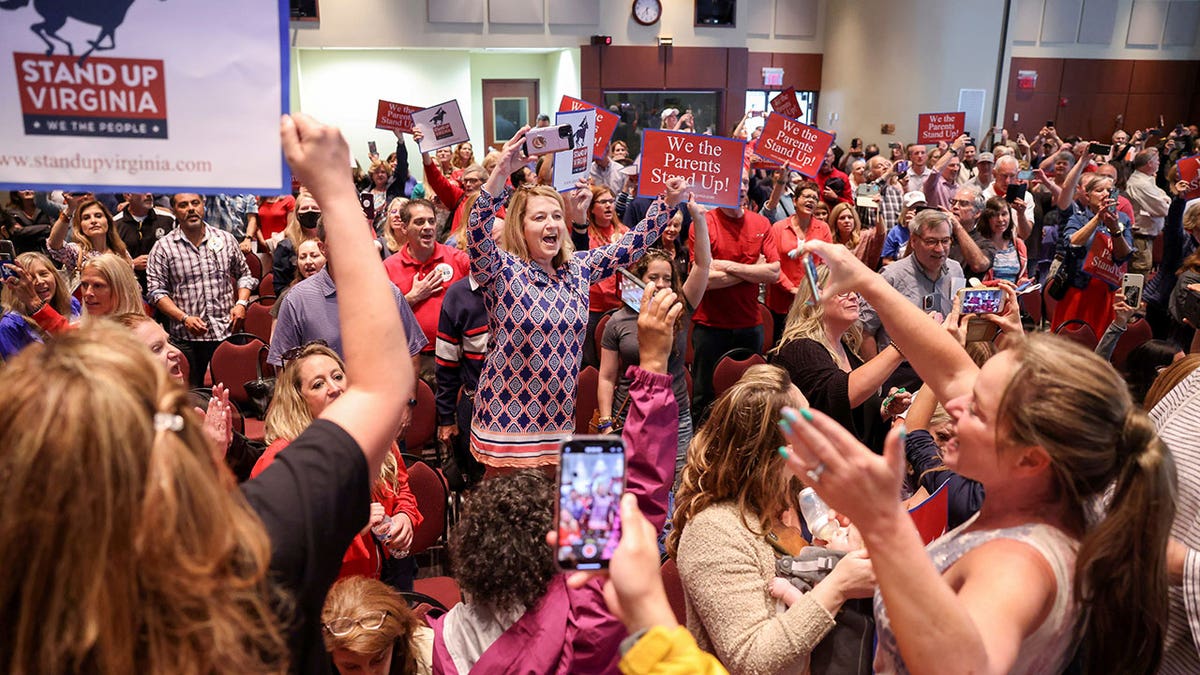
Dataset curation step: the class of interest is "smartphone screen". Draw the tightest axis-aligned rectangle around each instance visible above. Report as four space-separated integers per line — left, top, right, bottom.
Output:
960 287 1004 314
1005 182 1024 203
1017 169 1033 181
0 240 15 279
1108 186 1119 215
1088 142 1112 156
556 436 626 570
802 253 821 304
368 140 378 156
618 268 645 312
894 160 909 175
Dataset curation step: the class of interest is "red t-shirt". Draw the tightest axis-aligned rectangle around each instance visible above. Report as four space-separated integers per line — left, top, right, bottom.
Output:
588 223 629 313
765 217 833 314
690 208 777 329
257 195 295 239
383 243 471 351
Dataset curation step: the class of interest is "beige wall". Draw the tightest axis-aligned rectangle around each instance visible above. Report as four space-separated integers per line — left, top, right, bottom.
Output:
819 0 1006 146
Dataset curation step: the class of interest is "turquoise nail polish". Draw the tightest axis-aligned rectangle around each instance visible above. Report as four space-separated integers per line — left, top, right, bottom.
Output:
782 408 799 423
799 408 814 423
777 446 790 459
778 419 792 433
898 424 908 442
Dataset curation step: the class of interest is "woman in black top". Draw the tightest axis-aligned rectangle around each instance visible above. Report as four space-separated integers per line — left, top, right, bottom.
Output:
769 264 910 452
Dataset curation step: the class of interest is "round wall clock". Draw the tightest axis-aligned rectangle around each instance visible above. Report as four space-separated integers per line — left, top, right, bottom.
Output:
632 0 662 26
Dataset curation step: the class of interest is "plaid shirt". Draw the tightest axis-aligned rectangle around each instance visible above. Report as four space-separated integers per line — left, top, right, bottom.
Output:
146 225 256 341
204 194 258 239
857 178 903 230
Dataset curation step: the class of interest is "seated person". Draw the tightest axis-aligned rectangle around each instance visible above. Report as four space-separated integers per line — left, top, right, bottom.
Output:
321 575 433 675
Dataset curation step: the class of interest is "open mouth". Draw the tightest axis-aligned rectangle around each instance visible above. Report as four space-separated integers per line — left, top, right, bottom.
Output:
541 232 559 248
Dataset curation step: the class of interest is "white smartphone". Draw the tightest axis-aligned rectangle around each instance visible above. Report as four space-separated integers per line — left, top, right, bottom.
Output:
1122 273 1144 309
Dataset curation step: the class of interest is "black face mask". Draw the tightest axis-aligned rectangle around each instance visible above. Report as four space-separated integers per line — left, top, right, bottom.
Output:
298 211 320 231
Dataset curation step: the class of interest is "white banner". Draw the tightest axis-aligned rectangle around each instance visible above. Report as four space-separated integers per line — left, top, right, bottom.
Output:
412 100 469 154
0 0 289 194
552 108 596 192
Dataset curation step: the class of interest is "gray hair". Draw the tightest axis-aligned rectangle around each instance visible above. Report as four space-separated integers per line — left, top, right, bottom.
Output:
956 185 984 213
909 208 950 237
995 155 1019 172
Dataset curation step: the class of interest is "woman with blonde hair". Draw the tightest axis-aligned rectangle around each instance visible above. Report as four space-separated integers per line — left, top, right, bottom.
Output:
256 341 422 584
5 252 143 338
465 126 683 472
829 201 885 267
0 251 80 359
379 196 410 260
361 159 393 234
271 192 323 293
778 238 1176 675
668 363 876 674
47 195 131 279
322 576 432 674
770 264 908 452
0 113 418 673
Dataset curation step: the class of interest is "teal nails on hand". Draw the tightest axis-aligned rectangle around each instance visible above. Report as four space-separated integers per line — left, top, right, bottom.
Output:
799 408 814 423
897 424 908 443
777 446 790 459
778 419 792 434
782 408 799 424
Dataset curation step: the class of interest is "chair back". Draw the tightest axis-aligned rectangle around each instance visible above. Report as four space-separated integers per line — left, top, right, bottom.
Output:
712 348 767 398
244 297 275 343
758 303 774 351
576 365 600 434
1110 316 1153 371
208 333 271 415
1055 318 1098 350
407 460 448 555
242 250 263 282
595 309 616 350
404 379 437 452
1019 289 1043 330
1041 284 1059 325
907 479 950 545
260 272 275 298
413 576 462 611
401 591 448 622
660 558 688 625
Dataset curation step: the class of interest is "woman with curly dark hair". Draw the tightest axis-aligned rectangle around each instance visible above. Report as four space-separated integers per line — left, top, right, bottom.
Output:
428 285 682 674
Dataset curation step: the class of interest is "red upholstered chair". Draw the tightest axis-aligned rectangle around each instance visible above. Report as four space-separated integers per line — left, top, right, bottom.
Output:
413 576 462 611
758 303 774 352
259 272 275 299
712 348 767 398
243 297 275 343
660 558 688 625
404 379 437 456
907 480 950 545
1055 319 1099 350
576 365 600 434
243 249 262 281
406 460 449 556
595 309 616 351
1019 289 1043 331
207 333 271 418
1041 285 1059 327
1110 317 1153 371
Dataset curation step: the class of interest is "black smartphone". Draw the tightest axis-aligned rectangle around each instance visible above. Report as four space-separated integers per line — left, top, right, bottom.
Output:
360 193 375 221
1088 142 1112 156
368 140 378 156
1005 182 1025 203
1046 120 1054 128
555 436 626 571
0 240 17 280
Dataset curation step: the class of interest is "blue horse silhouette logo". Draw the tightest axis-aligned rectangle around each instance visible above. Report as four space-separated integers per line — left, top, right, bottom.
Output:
0 0 163 63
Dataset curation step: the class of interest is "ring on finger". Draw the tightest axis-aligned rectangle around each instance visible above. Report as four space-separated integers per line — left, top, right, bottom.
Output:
805 462 827 483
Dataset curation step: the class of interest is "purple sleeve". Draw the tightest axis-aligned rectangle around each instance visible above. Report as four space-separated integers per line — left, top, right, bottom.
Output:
266 293 303 366
393 285 429 355
619 365 677 532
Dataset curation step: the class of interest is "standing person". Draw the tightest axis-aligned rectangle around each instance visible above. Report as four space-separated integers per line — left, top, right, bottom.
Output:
982 155 1034 239
689 170 780 419
256 193 296 249
5 189 52 254
112 192 176 290
46 196 131 280
881 192 925 266
579 185 628 368
598 197 711 479
205 194 260 251
903 143 935 194
271 193 322 294
146 193 256 386
1051 174 1134 333
0 252 80 359
765 183 832 331
465 126 682 472
978 197 1028 284
1125 148 1172 276
383 198 470 382
830 201 886 268
778 238 1175 675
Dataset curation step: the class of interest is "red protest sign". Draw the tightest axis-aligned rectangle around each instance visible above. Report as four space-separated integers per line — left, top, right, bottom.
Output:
638 130 746 208
375 100 421 134
917 111 966 145
558 96 618 159
1177 155 1200 201
769 87 802 119
753 112 834 178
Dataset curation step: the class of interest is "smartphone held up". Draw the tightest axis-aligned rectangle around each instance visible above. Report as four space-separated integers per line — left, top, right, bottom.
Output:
555 436 626 571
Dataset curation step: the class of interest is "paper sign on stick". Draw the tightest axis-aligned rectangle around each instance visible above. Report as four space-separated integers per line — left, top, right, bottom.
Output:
637 130 746 208
769 87 803 120
1176 155 1200 201
753 112 835 178
0 0 289 193
917 111 966 145
376 100 421 134
558 96 618 159
412 100 469 153
552 108 596 192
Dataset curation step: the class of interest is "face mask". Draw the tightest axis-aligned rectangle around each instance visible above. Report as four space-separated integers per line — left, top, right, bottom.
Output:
298 211 320 231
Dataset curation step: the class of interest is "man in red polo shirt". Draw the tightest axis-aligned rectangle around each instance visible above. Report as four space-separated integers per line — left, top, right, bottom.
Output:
384 199 470 383
688 170 781 419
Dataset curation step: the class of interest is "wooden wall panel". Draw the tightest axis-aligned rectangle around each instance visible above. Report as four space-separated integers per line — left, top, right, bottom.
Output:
772 53 823 92
1057 93 1127 140
599 47 664 89
1009 57 1063 94
746 52 773 89
664 47 727 90
1060 59 1132 94
725 48 748 135
1125 93 1189 131
1005 93 1061 133
1129 60 1199 95
580 45 601 93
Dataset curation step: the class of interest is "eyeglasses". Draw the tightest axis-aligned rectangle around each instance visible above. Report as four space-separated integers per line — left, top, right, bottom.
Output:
919 237 953 248
594 198 615 205
324 610 387 637
281 339 330 367
950 199 975 207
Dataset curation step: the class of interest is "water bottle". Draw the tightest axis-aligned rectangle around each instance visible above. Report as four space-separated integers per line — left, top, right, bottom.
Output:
799 487 841 542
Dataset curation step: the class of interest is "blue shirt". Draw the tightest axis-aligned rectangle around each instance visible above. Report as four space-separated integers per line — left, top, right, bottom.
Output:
0 298 81 360
267 268 426 366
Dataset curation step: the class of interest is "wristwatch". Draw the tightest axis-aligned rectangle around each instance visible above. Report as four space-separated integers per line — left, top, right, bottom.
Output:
1107 221 1125 236
236 299 250 307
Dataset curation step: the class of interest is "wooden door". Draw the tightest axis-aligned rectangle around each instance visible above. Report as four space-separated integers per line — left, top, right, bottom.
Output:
482 79 539 151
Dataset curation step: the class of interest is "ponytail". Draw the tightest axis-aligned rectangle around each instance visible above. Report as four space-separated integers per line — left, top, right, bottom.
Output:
1073 411 1176 675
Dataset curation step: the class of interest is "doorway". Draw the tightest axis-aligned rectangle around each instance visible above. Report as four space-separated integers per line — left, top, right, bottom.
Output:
482 79 539 151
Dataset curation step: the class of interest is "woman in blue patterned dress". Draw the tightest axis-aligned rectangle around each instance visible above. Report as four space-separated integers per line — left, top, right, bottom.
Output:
466 126 687 471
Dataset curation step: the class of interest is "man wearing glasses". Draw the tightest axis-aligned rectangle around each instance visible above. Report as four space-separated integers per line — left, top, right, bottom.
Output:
947 186 992 275
860 209 965 381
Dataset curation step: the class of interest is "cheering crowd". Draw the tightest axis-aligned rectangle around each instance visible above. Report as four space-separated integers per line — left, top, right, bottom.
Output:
3 105 1200 675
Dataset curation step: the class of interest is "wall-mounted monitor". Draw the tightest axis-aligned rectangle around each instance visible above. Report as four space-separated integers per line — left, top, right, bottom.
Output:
291 0 319 22
696 0 735 27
